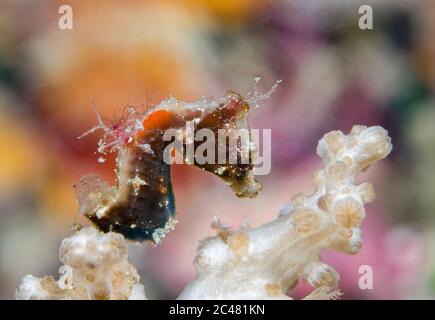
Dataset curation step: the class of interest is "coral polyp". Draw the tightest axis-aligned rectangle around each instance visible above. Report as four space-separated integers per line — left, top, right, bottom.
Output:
76 91 262 243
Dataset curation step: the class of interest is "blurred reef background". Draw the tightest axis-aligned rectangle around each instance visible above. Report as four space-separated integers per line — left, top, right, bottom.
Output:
1 0 435 299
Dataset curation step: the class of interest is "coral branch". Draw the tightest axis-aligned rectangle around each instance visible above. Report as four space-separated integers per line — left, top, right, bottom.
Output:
16 227 146 300
178 125 392 299
16 125 392 300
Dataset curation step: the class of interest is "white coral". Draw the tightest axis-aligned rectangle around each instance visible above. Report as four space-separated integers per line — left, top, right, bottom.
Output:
16 125 392 300
178 125 392 299
16 227 146 300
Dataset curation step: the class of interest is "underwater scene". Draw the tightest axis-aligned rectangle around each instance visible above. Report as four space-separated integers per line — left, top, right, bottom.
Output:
0 0 434 300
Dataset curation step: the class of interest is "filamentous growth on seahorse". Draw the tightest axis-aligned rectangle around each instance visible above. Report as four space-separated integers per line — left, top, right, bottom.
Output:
76 84 279 244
